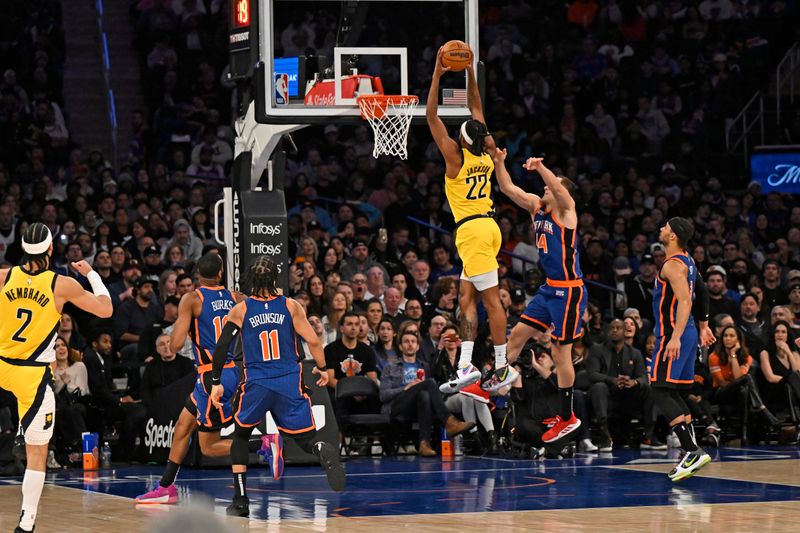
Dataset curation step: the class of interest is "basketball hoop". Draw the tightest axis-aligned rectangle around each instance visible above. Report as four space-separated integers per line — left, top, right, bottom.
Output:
356 94 419 160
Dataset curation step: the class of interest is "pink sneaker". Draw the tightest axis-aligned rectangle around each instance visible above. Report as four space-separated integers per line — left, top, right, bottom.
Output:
135 484 178 504
259 434 284 480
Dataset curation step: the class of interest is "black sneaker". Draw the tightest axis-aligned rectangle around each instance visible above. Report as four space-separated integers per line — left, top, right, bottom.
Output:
15 527 34 533
316 442 346 492
226 495 250 517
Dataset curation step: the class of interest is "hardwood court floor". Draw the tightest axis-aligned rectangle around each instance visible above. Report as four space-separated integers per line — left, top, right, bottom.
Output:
1 446 799 532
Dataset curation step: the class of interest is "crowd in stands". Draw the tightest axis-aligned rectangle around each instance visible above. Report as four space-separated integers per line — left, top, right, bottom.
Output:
1 0 800 468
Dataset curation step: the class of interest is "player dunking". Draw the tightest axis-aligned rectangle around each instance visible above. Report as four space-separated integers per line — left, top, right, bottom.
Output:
0 223 112 533
136 253 242 504
427 47 515 393
490 151 586 443
210 256 344 516
650 218 716 481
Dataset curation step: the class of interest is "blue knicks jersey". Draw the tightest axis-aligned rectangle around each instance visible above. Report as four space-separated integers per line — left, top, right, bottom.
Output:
653 253 697 337
240 295 299 380
189 286 236 365
533 209 582 281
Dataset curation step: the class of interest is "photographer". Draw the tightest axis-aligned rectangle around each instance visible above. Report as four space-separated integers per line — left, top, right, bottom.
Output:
509 344 595 454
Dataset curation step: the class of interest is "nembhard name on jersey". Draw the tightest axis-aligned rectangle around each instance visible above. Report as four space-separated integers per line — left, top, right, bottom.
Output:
248 312 286 328
211 299 234 312
4 286 50 307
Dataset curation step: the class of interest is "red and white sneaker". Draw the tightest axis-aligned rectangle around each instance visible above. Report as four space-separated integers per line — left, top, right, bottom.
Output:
135 484 178 504
542 413 582 443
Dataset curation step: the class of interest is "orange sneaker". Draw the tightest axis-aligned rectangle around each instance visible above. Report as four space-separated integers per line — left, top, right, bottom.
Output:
542 413 581 443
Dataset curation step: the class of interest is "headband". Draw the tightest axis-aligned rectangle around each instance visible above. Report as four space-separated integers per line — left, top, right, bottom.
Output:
22 228 53 255
460 121 473 146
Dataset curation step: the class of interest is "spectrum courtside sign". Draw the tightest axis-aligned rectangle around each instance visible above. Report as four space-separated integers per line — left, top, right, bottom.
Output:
751 150 800 193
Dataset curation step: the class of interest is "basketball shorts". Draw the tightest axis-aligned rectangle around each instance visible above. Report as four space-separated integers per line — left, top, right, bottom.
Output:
0 359 55 445
455 216 501 278
648 327 699 388
519 282 587 344
233 370 316 433
185 364 239 432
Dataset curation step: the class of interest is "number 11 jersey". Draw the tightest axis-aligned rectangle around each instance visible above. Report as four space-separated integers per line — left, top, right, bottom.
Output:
240 295 300 381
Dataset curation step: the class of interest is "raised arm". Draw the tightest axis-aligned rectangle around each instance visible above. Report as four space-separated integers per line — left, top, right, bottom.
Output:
288 298 329 387
466 63 497 156
662 260 692 361
426 47 462 176
492 148 540 213
57 261 113 318
523 158 575 212
170 291 198 353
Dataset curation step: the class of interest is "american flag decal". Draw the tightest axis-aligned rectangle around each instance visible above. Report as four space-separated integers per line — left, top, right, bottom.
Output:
442 88 467 105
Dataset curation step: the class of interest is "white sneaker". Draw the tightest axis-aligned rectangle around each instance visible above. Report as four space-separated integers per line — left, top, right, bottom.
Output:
481 365 520 392
47 450 61 469
578 438 598 452
438 363 482 393
668 449 712 482
666 432 681 448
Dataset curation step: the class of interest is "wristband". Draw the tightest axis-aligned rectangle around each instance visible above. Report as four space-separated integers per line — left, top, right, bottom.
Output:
316 365 328 372
87 271 110 298
211 377 221 385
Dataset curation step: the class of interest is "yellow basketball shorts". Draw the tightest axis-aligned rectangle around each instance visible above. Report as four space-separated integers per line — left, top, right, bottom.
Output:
0 359 55 445
455 216 502 278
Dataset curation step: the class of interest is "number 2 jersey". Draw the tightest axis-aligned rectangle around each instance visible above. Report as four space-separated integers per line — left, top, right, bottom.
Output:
533 209 582 282
190 285 236 366
653 252 697 338
0 267 60 363
445 148 495 223
240 295 300 381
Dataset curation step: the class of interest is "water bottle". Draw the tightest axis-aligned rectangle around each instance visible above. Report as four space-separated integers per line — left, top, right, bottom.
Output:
454 434 464 456
101 442 111 469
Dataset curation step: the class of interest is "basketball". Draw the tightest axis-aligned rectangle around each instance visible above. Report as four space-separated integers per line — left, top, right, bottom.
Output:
440 40 473 71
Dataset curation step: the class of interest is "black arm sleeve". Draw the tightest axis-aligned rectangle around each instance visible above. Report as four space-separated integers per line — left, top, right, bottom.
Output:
211 321 241 384
693 275 710 324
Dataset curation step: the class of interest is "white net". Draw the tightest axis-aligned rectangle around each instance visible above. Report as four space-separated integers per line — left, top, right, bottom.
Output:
357 95 419 160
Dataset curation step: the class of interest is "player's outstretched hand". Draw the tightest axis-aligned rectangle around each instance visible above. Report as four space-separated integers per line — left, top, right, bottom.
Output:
493 148 507 163
312 366 329 387
523 157 544 172
210 384 224 408
433 47 452 77
71 260 93 276
663 338 681 361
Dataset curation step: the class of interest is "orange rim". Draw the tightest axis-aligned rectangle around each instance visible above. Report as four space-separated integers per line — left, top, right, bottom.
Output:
356 94 419 120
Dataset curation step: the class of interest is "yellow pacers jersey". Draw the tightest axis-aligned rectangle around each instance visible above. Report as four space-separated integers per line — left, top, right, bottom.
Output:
445 148 495 223
0 267 61 363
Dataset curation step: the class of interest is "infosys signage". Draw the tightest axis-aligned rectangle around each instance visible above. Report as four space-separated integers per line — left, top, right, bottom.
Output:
751 151 800 193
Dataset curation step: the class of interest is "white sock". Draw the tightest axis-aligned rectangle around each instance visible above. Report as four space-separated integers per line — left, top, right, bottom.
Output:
459 341 474 367
494 344 507 368
20 469 45 530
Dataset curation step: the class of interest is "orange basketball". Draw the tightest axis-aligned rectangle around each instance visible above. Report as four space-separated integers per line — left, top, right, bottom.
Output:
440 40 473 71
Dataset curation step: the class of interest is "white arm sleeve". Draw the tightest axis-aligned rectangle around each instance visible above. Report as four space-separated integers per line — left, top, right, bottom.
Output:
86 271 110 298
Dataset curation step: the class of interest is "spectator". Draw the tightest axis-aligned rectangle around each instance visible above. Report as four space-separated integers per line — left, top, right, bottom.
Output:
736 293 768 354
163 219 202 264
322 292 347 345
430 244 460 282
140 334 196 408
176 273 195 297
82 331 146 460
383 287 404 324
380 331 474 456
109 260 142 309
363 266 386 300
324 312 378 389
373 317 399 376
709 326 780 428
587 320 661 452
758 321 800 423
52 336 89 464
115 277 164 392
707 266 739 319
